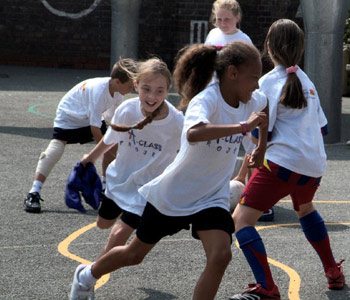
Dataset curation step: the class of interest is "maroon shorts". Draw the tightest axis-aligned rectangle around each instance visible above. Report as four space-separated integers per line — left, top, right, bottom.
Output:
239 159 321 212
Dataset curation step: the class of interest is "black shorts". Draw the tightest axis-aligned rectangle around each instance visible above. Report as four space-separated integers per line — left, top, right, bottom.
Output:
52 120 107 144
136 202 235 244
98 193 141 229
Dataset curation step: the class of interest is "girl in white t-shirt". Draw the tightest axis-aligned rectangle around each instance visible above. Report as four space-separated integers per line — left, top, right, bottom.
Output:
230 19 344 300
205 0 262 204
78 58 184 258
69 41 268 300
205 0 252 47
24 59 137 213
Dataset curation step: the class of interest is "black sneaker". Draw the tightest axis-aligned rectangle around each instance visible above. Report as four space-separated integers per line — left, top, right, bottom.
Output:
24 192 43 213
258 208 274 222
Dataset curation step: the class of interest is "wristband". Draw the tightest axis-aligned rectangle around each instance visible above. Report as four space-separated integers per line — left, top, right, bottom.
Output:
240 121 247 136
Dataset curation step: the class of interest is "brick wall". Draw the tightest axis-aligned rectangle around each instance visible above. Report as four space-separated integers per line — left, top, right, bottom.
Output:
0 0 301 70
0 0 111 69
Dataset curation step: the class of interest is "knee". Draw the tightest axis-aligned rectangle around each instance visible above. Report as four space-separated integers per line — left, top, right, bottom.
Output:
36 139 65 177
96 218 115 229
208 248 232 270
296 203 315 218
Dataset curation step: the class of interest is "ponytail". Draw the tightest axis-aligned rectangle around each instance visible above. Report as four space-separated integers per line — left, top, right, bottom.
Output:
173 44 218 110
265 19 307 109
110 102 164 132
279 72 307 109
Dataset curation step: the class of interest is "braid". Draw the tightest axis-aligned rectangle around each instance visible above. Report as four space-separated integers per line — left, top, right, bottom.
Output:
110 102 164 132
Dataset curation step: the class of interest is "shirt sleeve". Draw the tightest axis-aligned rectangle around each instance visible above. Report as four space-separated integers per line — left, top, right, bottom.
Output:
183 97 214 134
314 91 327 129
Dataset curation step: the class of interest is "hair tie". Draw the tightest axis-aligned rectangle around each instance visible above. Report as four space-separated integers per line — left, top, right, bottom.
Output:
216 45 223 51
286 65 298 74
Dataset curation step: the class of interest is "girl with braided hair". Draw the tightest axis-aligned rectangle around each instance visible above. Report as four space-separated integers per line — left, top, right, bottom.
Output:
77 57 184 254
69 42 268 300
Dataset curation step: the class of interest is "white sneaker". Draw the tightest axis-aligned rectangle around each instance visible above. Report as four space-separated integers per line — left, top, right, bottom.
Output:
69 264 95 300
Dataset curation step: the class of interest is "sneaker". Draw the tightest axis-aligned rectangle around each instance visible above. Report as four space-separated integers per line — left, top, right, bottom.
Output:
258 208 274 222
229 283 280 300
326 260 345 290
69 264 95 300
24 192 43 213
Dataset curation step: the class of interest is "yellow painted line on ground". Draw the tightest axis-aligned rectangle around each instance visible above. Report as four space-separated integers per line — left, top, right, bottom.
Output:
280 200 350 204
59 206 350 294
57 222 110 290
234 222 350 300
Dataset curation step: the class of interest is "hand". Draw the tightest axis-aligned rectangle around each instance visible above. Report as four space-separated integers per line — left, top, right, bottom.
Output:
246 111 268 132
247 147 265 169
81 154 93 167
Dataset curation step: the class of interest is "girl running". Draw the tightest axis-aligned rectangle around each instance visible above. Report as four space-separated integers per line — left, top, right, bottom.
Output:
230 19 344 300
80 58 184 258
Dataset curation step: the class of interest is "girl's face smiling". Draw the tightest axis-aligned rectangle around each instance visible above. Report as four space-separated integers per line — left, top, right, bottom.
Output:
136 74 169 116
221 58 261 108
215 8 239 35
235 58 262 104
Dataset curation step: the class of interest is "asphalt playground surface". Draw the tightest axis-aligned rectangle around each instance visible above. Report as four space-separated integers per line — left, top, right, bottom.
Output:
0 64 349 300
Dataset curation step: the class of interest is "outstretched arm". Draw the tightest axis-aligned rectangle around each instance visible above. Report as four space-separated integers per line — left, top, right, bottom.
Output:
187 111 267 143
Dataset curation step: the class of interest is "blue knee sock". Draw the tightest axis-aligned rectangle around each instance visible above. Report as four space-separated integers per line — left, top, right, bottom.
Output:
299 210 336 271
236 226 275 290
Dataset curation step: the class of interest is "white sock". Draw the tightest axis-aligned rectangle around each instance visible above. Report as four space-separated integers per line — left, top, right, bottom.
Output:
29 180 43 194
79 264 98 288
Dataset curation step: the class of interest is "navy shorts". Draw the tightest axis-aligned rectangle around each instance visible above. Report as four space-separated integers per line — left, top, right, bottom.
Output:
98 193 141 229
52 120 107 144
136 202 235 244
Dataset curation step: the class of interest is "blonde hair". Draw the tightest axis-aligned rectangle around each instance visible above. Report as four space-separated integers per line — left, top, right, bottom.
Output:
111 58 171 132
211 0 242 26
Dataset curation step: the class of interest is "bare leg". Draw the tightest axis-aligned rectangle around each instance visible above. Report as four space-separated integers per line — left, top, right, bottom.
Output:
232 203 262 232
295 202 315 218
91 235 155 279
96 215 117 230
193 230 232 300
96 219 134 259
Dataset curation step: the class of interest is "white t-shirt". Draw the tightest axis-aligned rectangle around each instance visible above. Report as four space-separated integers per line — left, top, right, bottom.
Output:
259 65 327 177
103 97 184 216
54 77 123 129
139 83 267 216
205 28 255 154
205 28 252 46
